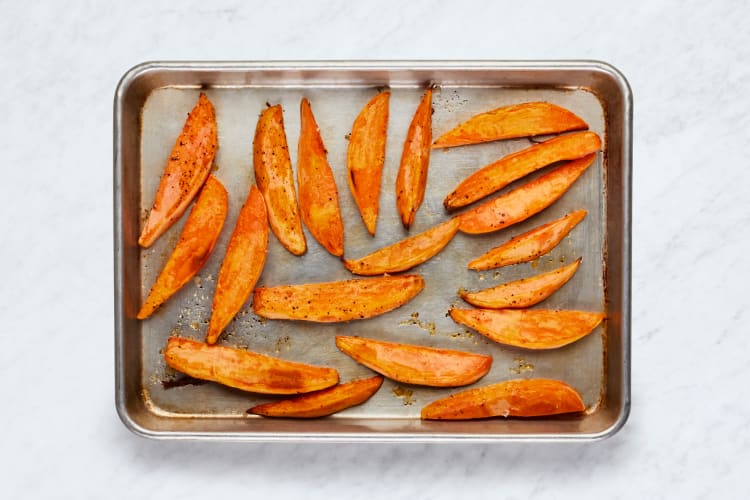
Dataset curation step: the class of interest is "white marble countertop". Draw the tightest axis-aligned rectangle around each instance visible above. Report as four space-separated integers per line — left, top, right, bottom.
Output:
1 0 748 498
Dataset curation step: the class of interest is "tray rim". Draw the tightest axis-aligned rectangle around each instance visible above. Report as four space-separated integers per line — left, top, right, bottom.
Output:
114 59 632 443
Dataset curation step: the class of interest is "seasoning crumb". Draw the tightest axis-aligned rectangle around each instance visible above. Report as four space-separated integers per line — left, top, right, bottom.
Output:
493 271 501 280
398 313 436 336
392 386 415 406
530 259 539 269
274 335 291 353
478 274 485 281
189 321 199 330
509 358 535 374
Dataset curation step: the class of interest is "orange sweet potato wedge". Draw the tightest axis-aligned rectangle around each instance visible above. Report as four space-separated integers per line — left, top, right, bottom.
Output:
396 89 433 228
344 218 459 275
421 378 585 420
206 185 269 344
164 337 338 394
461 258 581 309
139 92 218 247
444 131 601 210
458 154 595 235
253 275 424 322
432 101 588 149
297 98 345 256
449 308 604 349
347 91 390 235
248 375 383 418
468 209 587 270
336 336 492 387
138 175 228 319
254 104 307 255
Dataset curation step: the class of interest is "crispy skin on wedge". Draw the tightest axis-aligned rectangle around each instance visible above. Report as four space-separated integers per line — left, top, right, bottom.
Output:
432 101 588 149
253 275 425 322
164 337 338 394
336 336 491 387
347 92 390 235
254 104 307 255
396 89 433 228
344 218 459 275
468 210 587 270
421 378 585 420
458 154 595 235
449 308 604 349
461 258 581 309
138 176 228 319
297 98 345 256
445 131 601 210
248 375 383 418
139 92 218 247
206 185 268 344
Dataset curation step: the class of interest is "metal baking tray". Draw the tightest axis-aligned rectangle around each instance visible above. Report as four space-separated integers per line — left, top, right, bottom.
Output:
114 61 631 442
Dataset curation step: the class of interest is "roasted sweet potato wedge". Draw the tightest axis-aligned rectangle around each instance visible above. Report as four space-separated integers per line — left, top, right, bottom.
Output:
444 131 601 210
139 92 218 247
254 104 306 255
253 275 424 322
458 154 595 235
432 101 588 149
347 91 390 235
449 308 604 349
396 89 433 228
344 218 459 275
164 337 339 394
248 375 383 418
468 210 587 270
206 185 268 344
297 98 345 256
138 175 228 319
336 336 492 387
461 259 581 309
421 378 585 420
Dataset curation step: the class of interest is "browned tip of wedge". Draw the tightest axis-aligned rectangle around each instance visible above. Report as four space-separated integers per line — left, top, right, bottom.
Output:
396 88 433 228
460 258 582 309
254 103 307 256
444 131 601 210
138 175 228 319
347 91 390 235
343 218 459 276
253 274 425 322
458 154 596 235
335 336 492 387
164 337 339 394
139 92 218 248
421 378 585 420
449 308 604 349
206 185 269 344
432 101 588 149
248 375 383 418
468 209 587 271
297 97 345 257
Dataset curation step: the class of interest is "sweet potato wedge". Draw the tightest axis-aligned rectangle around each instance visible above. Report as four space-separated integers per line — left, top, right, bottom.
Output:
421 378 585 420
347 91 390 235
432 101 588 149
444 131 601 210
253 275 424 322
449 308 604 349
344 218 459 275
461 258 581 309
336 336 492 387
458 154 595 235
248 375 383 418
254 104 306 255
468 209 587 270
139 92 218 247
206 185 268 344
164 337 338 394
297 98 345 256
396 89 433 228
137 175 228 319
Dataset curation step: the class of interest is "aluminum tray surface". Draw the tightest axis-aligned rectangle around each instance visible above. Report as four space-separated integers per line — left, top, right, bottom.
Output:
114 61 631 441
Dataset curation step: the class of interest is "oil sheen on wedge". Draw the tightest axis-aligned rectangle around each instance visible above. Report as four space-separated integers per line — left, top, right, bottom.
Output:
396 88 433 228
